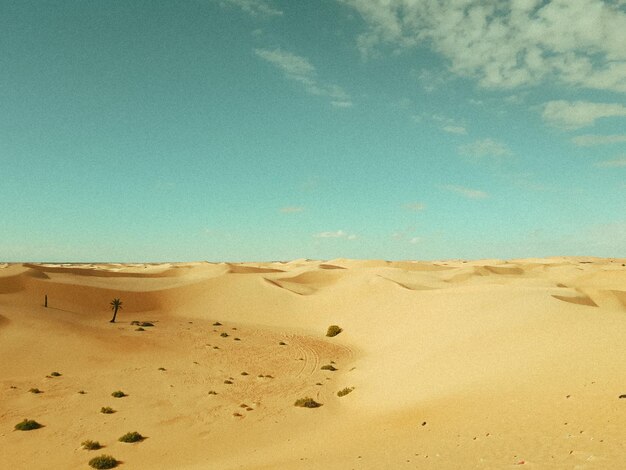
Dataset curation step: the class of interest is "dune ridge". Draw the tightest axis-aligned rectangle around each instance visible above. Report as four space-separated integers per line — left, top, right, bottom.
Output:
1 257 626 469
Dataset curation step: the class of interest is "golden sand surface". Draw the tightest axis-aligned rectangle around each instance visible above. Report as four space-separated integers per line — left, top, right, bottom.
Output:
1 258 626 468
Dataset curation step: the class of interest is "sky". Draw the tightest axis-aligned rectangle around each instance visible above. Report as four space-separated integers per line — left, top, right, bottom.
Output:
1 0 625 262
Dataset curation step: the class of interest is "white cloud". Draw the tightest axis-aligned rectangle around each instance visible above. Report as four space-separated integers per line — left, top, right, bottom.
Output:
255 48 353 106
595 157 626 167
341 0 626 93
442 184 489 199
403 202 426 211
542 100 626 129
219 0 282 16
280 206 304 213
313 230 357 239
443 125 467 135
572 134 626 146
458 138 512 159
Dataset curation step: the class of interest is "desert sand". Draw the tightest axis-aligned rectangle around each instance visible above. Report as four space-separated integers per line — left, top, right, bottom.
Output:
1 257 626 469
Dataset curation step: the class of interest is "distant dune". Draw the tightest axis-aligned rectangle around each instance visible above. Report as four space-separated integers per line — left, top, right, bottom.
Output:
1 257 626 469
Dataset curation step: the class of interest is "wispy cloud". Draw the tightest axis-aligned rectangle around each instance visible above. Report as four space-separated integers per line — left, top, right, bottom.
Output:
595 157 626 168
442 125 467 135
572 134 626 146
280 206 304 213
219 0 282 17
442 184 488 199
313 230 357 239
342 0 626 93
414 113 467 135
255 48 352 107
542 100 626 130
458 138 512 159
403 202 426 212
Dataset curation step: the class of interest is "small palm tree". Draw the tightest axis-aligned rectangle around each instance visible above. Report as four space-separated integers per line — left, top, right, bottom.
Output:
109 298 123 323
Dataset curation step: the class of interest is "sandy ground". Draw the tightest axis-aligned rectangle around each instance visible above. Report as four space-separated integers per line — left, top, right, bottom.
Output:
1 257 626 469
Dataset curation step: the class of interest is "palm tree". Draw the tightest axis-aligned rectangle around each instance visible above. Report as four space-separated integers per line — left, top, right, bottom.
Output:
109 298 123 323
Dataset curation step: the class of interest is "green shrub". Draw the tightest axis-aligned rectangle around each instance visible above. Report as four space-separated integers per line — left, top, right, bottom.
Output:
294 397 322 408
326 325 342 337
321 364 337 371
158 367 166 371
224 380 233 384
240 371 249 376
100 407 115 414
78 390 86 394
234 337 241 341
50 372 62 377
81 440 102 450
29 388 43 394
220 332 229 338
118 431 143 443
337 387 354 397
213 321 222 326
208 390 218 395
14 419 42 431
88 455 118 469
111 391 126 398
279 341 287 346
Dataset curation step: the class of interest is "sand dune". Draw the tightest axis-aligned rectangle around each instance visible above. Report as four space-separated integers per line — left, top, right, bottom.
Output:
1 257 626 469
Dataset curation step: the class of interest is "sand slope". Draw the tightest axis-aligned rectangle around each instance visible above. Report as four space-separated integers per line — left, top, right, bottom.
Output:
1 257 626 469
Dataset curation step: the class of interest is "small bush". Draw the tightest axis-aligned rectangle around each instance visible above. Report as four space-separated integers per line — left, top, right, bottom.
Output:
78 390 86 394
139 322 154 327
220 332 229 338
50 372 62 377
279 341 287 346
213 321 222 326
224 380 233 384
88 455 118 469
326 325 342 337
100 407 115 414
29 388 43 394
294 397 322 408
234 337 241 341
14 419 42 431
208 390 218 395
337 387 354 397
135 327 145 331
81 440 102 450
321 364 337 371
111 391 126 398
241 371 249 376
158 367 166 371
118 431 143 443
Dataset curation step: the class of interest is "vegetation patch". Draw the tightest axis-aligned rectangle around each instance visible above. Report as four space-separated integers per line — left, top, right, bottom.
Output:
81 440 102 450
50 372 62 377
135 327 145 331
213 321 222 326
118 431 144 443
208 390 218 395
279 341 287 346
240 371 249 376
100 407 115 414
220 332 229 338
130 320 154 327
158 367 166 371
88 455 118 469
78 390 86 394
337 387 354 397
321 364 338 371
294 397 322 408
234 337 241 341
224 380 233 384
29 388 43 394
14 419 42 431
326 325 343 337
111 391 126 398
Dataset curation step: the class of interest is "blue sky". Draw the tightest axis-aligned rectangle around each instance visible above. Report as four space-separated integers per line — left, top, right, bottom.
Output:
1 0 625 262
